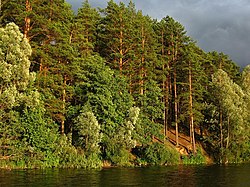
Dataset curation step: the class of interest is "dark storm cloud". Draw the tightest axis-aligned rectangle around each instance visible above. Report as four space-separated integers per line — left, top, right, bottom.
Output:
66 0 250 67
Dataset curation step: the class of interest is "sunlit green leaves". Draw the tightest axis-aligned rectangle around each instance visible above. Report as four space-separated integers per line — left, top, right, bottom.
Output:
73 110 102 155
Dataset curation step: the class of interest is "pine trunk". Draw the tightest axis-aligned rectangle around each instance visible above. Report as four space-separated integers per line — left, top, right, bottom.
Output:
24 0 32 40
172 34 179 146
61 76 67 135
167 60 172 132
161 30 167 139
164 79 169 138
119 14 123 72
161 30 169 140
140 26 145 95
189 60 196 154
174 67 179 146
49 0 53 21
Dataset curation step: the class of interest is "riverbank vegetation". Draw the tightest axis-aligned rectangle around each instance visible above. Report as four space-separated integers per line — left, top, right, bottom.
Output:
0 0 249 169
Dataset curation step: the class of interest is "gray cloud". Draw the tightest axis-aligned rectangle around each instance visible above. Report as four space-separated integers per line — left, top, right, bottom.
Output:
66 0 250 67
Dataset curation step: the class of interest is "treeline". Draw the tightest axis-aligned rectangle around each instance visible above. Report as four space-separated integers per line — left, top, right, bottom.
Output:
0 0 249 168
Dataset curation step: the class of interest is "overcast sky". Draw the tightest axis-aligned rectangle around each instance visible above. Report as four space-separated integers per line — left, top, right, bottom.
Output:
66 0 250 68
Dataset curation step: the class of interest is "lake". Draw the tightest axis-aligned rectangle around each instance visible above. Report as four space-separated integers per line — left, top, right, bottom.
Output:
1 164 250 186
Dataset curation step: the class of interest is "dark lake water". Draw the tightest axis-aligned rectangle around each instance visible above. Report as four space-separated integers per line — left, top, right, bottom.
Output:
1 164 250 186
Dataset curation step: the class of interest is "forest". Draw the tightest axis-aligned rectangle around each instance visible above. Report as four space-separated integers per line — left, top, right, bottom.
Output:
0 0 250 169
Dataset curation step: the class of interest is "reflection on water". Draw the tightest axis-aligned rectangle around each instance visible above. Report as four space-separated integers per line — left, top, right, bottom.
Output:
0 164 250 186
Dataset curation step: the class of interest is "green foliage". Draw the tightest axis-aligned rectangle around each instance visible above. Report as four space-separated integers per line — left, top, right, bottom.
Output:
71 55 137 165
208 51 240 82
143 142 179 165
72 55 117 135
105 146 133 167
54 135 90 169
16 106 59 168
20 108 58 152
182 148 206 165
211 69 247 163
98 0 137 72
0 22 35 108
136 80 164 144
124 107 141 147
0 23 95 169
102 107 140 166
73 108 102 156
0 23 41 167
74 0 100 56
1 0 75 130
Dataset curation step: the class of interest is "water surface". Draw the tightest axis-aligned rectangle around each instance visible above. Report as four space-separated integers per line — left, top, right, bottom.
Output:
1 164 250 186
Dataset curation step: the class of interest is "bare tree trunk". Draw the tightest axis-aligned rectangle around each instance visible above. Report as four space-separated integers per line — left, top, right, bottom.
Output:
161 30 170 141
140 26 145 95
226 116 230 149
167 60 172 134
119 14 123 72
174 67 179 146
24 0 32 40
160 31 168 142
172 34 179 147
219 60 224 159
49 0 53 21
189 60 196 154
61 76 67 135
164 79 169 139
129 74 132 94
220 108 223 154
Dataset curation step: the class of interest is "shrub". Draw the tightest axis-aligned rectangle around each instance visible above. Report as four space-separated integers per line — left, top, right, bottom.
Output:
182 148 206 165
144 142 179 165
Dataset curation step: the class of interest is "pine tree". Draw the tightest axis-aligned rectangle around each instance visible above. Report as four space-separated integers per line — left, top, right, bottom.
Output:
208 51 240 82
98 0 136 73
154 19 172 140
178 43 206 154
156 16 190 146
132 11 158 96
35 1 74 134
73 0 100 56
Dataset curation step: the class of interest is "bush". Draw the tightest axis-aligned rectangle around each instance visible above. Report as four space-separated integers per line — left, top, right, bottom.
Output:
73 110 102 156
182 148 206 165
144 142 179 165
85 153 102 169
104 143 133 167
54 135 87 168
